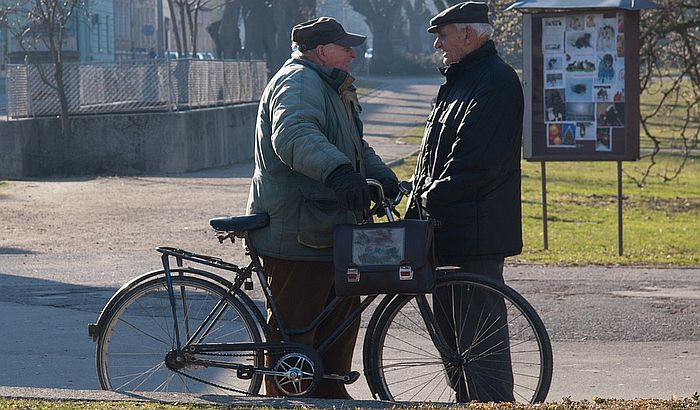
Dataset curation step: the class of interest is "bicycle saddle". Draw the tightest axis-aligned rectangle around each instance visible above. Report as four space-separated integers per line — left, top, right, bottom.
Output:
209 214 269 232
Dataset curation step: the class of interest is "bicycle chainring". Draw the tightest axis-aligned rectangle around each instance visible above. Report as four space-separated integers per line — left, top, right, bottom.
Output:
271 349 323 397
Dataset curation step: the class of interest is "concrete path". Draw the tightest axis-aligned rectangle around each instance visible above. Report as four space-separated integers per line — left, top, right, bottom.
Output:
1 75 698 406
359 75 442 164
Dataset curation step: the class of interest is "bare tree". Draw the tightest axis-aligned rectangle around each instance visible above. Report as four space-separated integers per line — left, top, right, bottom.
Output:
629 0 700 186
4 0 85 136
168 0 222 56
207 0 242 59
206 0 315 72
348 0 408 74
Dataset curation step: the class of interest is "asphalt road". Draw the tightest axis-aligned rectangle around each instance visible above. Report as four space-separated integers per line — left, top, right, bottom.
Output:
0 75 698 405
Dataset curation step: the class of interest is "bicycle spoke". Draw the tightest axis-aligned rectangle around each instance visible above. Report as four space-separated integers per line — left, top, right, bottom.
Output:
371 272 551 404
97 274 263 395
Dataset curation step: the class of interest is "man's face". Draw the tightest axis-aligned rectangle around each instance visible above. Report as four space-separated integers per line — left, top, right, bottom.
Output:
433 24 470 65
317 43 357 72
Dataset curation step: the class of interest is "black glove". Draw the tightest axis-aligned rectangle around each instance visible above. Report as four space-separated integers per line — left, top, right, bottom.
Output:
325 164 370 212
379 177 400 202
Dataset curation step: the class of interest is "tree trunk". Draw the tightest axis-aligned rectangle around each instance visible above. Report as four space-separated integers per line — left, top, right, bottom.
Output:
216 0 242 58
179 2 189 53
167 0 183 53
46 3 71 137
349 0 406 75
187 3 196 54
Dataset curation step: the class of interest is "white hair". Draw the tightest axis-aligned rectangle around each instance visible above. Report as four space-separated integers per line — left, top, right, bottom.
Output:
291 42 304 59
455 22 494 42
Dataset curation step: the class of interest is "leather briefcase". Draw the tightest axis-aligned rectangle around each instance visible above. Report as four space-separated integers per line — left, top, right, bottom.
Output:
333 219 435 296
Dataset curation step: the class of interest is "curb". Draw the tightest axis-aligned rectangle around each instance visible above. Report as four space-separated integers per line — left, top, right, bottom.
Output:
0 386 395 408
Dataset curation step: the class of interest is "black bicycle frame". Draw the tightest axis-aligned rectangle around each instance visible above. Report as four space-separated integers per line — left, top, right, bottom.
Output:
157 229 451 371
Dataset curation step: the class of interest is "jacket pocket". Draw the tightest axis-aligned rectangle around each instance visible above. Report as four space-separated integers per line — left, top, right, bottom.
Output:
297 188 354 249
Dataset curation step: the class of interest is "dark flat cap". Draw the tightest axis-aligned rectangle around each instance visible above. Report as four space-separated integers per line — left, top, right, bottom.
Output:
428 1 490 33
292 17 366 51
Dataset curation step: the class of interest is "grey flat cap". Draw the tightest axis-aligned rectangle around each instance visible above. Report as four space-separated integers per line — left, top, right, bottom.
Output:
428 1 490 33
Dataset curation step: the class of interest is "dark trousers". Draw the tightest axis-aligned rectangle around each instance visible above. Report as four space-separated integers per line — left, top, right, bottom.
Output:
433 257 515 402
261 256 360 399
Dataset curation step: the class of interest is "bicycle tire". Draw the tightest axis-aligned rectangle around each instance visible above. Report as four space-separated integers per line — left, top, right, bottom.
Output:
366 271 552 404
95 274 265 395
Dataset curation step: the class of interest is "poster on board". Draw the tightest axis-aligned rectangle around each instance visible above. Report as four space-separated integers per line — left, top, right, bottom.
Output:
541 12 626 153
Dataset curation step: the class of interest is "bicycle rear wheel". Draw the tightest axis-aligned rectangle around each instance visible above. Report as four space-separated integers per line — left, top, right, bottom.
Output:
95 275 264 394
367 272 552 404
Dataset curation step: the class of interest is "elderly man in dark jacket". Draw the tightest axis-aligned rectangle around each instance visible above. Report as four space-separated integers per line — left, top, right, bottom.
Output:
407 1 524 403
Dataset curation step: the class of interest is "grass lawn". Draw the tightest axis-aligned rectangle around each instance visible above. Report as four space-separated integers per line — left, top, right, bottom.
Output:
392 129 700 266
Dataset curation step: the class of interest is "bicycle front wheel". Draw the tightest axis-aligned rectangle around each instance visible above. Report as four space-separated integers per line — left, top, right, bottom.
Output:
96 275 264 395
367 272 552 404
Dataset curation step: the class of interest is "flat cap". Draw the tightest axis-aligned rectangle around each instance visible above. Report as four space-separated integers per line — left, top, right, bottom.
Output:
428 1 490 33
292 17 366 52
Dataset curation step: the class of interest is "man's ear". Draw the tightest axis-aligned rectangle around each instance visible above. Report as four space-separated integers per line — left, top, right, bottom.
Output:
463 26 473 45
315 45 327 64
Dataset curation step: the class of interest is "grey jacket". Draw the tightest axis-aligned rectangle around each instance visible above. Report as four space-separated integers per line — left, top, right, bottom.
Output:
246 58 395 261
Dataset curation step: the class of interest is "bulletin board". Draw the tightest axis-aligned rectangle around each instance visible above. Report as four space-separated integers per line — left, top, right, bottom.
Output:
522 10 640 161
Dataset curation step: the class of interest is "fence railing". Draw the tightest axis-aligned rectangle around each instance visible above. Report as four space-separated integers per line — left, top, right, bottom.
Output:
6 59 268 118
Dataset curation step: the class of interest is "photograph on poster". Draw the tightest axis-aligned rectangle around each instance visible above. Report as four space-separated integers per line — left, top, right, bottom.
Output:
543 18 565 51
546 72 564 88
545 89 566 121
561 123 577 145
596 127 612 151
548 123 577 147
615 59 625 82
613 87 624 102
567 15 584 31
566 102 595 122
566 31 596 54
566 78 594 102
597 24 616 51
585 14 601 29
547 123 562 146
566 54 596 73
576 121 596 140
616 34 624 57
596 53 616 83
545 54 564 71
594 84 612 101
597 103 625 127
616 13 624 33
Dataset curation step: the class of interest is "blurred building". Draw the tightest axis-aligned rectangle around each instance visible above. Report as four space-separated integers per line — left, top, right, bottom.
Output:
3 0 114 63
114 0 158 60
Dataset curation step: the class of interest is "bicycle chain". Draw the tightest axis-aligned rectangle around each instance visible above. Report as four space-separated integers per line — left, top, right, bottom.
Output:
171 346 303 396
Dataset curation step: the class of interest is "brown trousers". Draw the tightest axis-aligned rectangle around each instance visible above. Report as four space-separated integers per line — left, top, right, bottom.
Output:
261 256 360 399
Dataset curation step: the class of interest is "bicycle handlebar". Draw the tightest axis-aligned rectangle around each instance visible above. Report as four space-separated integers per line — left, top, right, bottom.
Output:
365 179 409 223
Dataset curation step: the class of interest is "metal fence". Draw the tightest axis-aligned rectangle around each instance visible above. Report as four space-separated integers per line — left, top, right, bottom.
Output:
6 59 268 118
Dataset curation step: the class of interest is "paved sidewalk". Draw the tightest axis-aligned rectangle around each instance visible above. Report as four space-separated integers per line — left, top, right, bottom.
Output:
359 75 441 164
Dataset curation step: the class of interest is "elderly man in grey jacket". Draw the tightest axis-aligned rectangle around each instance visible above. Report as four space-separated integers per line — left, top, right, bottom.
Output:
246 17 398 399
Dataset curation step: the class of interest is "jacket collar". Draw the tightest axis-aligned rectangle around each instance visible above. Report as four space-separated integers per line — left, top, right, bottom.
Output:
439 40 497 77
293 57 355 93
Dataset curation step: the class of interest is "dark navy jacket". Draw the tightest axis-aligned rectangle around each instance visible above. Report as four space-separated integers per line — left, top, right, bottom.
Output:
407 40 524 260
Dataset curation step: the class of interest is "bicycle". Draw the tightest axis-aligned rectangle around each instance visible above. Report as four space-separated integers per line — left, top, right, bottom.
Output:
88 179 552 403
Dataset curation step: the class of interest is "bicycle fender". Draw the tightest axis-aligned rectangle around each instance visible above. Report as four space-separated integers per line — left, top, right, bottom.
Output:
88 267 236 342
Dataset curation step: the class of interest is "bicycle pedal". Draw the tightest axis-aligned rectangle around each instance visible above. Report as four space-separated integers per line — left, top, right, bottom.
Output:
237 365 255 380
324 371 361 384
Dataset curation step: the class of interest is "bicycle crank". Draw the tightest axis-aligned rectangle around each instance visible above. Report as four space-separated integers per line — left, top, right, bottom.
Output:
270 351 323 396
